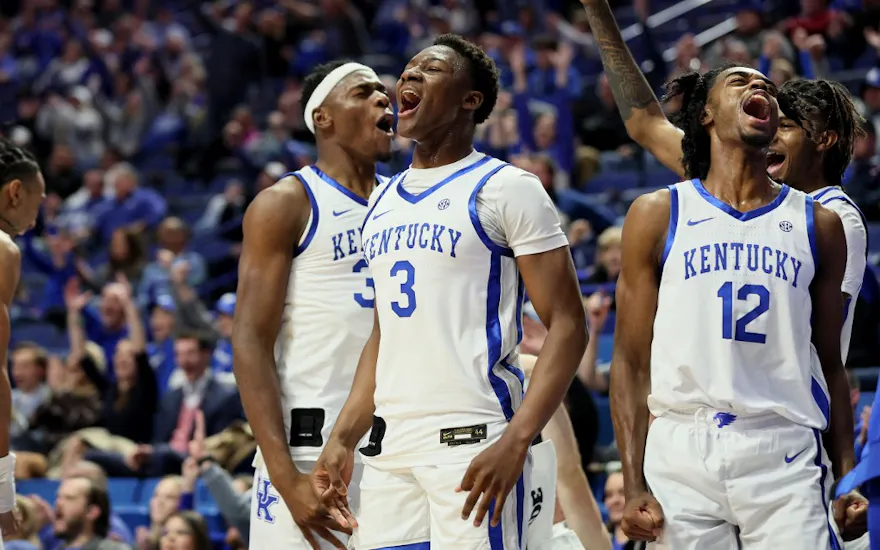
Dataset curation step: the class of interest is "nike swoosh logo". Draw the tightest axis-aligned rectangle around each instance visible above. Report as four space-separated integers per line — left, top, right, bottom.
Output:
372 209 393 220
784 449 806 463
333 209 352 217
687 217 714 226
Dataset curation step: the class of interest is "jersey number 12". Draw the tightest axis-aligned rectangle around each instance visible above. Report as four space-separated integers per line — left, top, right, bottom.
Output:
717 282 770 344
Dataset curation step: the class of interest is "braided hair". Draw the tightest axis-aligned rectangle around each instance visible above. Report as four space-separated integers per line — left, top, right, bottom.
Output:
663 63 747 180
0 137 39 188
777 78 865 185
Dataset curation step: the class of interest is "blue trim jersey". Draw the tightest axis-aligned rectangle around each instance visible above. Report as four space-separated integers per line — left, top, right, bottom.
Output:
360 151 567 468
809 186 868 365
253 167 386 466
648 179 830 430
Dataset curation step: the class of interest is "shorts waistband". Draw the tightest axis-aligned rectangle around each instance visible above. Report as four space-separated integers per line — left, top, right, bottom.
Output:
659 408 792 430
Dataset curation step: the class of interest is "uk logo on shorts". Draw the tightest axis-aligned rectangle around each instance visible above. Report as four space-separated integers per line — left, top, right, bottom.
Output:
256 477 280 524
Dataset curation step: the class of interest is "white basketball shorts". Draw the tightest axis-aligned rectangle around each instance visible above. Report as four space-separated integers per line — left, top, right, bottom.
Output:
351 455 532 550
644 410 842 550
249 461 364 550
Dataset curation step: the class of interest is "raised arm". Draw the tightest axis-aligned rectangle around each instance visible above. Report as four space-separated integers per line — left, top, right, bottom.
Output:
610 191 668 541
578 0 685 177
232 178 345 546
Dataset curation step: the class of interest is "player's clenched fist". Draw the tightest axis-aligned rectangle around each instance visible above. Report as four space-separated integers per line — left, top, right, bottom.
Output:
833 490 868 541
621 492 665 541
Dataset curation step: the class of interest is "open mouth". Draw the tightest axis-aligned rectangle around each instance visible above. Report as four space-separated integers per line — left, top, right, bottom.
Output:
743 93 771 123
766 150 785 175
376 113 394 136
399 89 422 117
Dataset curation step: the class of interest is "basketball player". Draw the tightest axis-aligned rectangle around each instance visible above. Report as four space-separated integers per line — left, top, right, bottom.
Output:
576 0 868 369
605 60 853 549
312 34 587 549
232 60 394 549
0 139 48 544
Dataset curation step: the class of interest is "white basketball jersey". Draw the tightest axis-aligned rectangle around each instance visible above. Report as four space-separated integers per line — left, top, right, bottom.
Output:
810 186 868 365
360 155 525 468
649 179 829 430
254 166 386 465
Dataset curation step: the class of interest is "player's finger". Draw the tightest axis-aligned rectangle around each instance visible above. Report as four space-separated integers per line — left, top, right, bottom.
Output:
489 489 506 527
299 526 322 550
621 520 656 541
313 526 347 549
834 499 847 526
316 514 353 535
458 463 478 492
646 502 665 528
460 479 485 519
327 464 349 497
472 486 497 527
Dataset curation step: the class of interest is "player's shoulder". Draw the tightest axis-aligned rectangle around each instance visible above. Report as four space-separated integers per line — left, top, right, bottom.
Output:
812 200 847 248
0 232 20 263
814 190 867 232
629 187 672 219
477 160 545 198
245 173 311 228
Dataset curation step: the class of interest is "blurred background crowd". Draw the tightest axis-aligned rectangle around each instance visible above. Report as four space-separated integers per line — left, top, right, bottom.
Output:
2 0 880 548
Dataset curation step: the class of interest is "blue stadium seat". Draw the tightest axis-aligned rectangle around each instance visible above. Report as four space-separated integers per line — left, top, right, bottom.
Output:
114 504 149 530
587 172 641 193
867 223 880 254
137 478 161 503
197 506 227 534
12 322 67 349
597 334 614 364
858 392 875 417
17 479 59 502
108 478 140 505
195 480 215 507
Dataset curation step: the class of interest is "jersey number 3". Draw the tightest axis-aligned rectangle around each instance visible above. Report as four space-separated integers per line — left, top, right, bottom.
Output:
353 259 417 317
717 282 770 344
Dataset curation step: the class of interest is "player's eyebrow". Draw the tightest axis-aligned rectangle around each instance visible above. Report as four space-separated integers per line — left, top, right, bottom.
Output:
726 70 777 94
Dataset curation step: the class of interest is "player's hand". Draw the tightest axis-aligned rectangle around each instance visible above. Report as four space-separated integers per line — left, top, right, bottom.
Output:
621 492 664 541
279 473 350 550
0 507 20 538
833 490 868 541
311 437 357 529
457 433 529 528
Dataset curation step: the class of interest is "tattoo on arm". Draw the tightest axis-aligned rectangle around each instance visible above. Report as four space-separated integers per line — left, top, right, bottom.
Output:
582 0 657 120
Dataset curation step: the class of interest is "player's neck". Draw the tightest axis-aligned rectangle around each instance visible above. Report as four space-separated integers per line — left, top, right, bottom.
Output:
411 126 475 169
704 145 773 204
313 149 376 199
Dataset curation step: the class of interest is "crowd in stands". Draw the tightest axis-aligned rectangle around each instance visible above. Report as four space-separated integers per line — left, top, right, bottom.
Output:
1 0 879 548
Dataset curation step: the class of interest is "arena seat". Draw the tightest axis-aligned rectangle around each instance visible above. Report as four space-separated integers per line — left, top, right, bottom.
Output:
114 504 149 530
17 479 59 502
108 478 140 505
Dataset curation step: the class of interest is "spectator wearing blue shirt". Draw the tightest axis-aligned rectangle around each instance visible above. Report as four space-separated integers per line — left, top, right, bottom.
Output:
75 283 130 382
137 217 207 307
21 226 81 326
91 163 167 245
58 169 106 243
211 293 235 380
148 294 178 394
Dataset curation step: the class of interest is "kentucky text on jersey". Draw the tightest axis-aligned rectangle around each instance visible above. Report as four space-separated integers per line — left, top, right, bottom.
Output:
682 242 805 288
364 223 464 261
332 228 364 261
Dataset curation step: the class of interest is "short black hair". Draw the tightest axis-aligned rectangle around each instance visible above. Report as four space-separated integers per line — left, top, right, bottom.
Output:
433 34 500 125
301 59 355 119
777 78 865 185
174 328 214 352
664 63 746 180
0 137 40 188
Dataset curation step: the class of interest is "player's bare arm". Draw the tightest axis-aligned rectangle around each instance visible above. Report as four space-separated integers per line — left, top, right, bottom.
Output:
578 0 686 177
232 178 348 549
609 191 668 541
0 234 20 536
811 203 867 539
460 245 587 528
313 307 380 529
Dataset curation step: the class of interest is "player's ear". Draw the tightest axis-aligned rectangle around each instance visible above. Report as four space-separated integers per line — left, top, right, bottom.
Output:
700 104 714 127
462 91 483 116
313 107 332 132
817 130 838 152
5 179 22 207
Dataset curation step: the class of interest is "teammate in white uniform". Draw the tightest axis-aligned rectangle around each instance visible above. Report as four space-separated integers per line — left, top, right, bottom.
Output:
573 0 870 541
232 60 394 549
610 65 853 549
0 140 47 545
312 34 587 550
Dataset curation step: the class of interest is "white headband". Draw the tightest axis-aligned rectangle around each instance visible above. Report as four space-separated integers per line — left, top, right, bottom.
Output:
305 62 378 134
